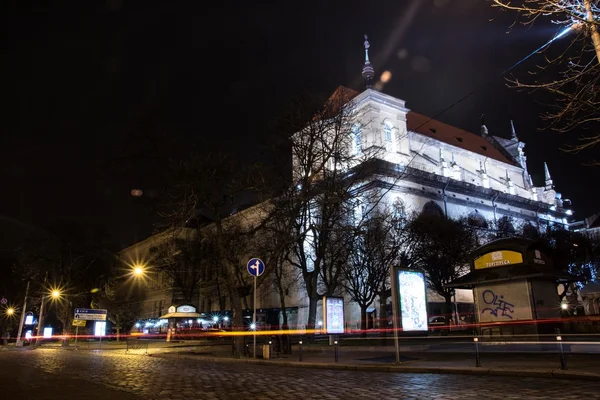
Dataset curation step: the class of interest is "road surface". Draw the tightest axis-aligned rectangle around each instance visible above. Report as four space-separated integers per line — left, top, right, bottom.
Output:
2 348 600 399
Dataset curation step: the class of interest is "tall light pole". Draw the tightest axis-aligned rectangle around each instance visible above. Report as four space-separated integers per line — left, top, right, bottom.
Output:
15 281 30 347
35 287 61 346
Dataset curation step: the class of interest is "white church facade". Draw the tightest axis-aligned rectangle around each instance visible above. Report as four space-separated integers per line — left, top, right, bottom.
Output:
120 37 573 332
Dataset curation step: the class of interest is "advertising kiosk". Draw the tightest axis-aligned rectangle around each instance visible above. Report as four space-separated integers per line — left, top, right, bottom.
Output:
446 238 583 338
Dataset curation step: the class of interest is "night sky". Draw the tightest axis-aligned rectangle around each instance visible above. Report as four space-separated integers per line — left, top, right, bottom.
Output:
3 0 598 250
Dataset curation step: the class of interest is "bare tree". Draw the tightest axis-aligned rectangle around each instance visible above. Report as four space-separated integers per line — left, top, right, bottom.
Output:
491 0 600 161
150 230 212 305
403 214 478 331
267 89 391 331
158 152 267 356
341 202 406 337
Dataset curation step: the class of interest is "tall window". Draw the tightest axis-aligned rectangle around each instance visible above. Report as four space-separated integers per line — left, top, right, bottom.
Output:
352 124 362 155
384 121 393 143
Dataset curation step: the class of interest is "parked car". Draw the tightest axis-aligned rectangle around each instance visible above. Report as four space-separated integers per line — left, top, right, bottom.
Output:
428 316 470 333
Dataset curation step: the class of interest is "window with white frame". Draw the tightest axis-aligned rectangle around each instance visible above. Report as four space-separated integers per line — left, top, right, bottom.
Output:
384 121 393 143
351 124 362 155
383 120 396 153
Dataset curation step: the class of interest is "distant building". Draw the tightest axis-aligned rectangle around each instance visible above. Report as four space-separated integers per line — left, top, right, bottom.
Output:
120 37 573 331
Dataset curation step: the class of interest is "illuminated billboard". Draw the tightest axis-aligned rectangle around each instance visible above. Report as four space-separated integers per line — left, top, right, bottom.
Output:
398 270 428 332
94 321 106 337
322 296 344 334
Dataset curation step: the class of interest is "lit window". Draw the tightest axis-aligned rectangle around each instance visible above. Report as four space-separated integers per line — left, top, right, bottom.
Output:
384 121 393 142
352 124 362 155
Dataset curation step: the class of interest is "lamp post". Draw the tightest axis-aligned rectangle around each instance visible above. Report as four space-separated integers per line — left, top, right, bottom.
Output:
35 287 61 346
15 281 30 347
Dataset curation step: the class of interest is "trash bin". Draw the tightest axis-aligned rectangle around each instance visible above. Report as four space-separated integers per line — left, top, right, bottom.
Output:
262 344 270 359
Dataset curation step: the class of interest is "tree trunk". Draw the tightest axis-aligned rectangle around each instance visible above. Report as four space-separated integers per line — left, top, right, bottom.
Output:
277 283 292 354
116 326 121 342
584 0 600 64
307 295 318 337
360 305 367 338
379 289 388 340
443 295 453 337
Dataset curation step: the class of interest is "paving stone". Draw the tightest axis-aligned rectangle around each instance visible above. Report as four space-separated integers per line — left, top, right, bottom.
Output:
2 349 600 399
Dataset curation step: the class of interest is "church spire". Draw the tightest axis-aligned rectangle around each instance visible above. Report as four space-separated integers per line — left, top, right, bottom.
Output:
362 34 375 90
510 120 518 141
544 162 554 189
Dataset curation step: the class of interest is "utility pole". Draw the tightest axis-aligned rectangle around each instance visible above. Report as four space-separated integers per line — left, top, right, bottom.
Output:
35 272 49 346
15 281 30 347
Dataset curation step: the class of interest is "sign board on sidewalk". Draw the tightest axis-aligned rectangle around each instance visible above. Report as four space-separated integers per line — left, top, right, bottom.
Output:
72 319 86 327
94 321 106 337
322 296 344 334
74 308 107 321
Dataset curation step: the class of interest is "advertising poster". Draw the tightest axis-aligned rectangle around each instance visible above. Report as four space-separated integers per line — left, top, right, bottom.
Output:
94 321 107 337
323 297 344 334
398 270 428 332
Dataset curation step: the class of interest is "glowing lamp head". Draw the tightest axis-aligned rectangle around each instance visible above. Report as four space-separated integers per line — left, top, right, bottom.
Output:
561 303 568 310
223 316 229 322
6 308 14 315
250 323 256 330
134 267 144 276
213 316 219 322
51 290 61 299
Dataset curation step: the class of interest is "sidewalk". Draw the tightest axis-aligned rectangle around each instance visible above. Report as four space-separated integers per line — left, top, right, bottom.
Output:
149 342 600 382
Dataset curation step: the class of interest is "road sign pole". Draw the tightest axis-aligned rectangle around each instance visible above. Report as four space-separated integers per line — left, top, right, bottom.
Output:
253 275 257 359
246 258 264 359
74 325 79 349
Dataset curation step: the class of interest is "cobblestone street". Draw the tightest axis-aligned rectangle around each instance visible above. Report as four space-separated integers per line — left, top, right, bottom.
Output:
2 349 600 399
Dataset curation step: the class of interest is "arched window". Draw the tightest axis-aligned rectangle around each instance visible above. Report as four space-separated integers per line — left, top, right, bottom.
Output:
468 210 488 228
384 121 393 143
351 124 362 155
422 201 444 217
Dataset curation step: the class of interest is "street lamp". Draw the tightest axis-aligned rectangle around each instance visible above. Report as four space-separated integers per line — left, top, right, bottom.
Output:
35 286 65 346
6 307 14 316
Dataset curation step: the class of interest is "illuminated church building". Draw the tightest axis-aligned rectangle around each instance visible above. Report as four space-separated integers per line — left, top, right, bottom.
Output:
290 36 573 324
121 37 573 329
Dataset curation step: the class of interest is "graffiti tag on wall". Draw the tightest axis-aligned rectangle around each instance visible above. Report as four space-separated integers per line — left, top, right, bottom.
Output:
481 290 514 319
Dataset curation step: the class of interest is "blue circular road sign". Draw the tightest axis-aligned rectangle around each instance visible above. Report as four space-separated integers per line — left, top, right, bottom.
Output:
247 258 265 277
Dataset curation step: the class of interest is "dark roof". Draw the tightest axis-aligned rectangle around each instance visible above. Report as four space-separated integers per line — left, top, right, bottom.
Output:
406 111 514 165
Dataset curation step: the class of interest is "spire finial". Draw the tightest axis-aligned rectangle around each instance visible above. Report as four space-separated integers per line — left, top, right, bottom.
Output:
362 34 375 90
480 114 488 136
544 162 554 189
510 120 518 141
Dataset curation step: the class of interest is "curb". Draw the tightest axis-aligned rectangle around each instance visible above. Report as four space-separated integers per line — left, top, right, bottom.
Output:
151 352 600 381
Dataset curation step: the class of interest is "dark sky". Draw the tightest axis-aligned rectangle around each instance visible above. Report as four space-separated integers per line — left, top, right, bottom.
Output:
2 0 598 249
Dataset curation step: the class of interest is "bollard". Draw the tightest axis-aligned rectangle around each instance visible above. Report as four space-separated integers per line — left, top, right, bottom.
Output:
334 340 339 363
556 334 567 370
473 337 481 367
298 340 303 362
268 340 272 360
